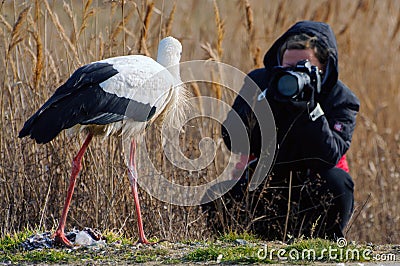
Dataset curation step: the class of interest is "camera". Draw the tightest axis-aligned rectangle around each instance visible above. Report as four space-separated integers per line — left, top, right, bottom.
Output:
270 59 322 100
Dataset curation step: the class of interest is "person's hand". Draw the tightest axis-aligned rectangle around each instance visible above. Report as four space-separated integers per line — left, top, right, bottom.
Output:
302 84 316 110
300 84 324 121
272 84 324 121
271 84 313 113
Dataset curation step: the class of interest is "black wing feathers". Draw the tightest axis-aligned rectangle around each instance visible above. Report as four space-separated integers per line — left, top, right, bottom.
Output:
18 63 119 143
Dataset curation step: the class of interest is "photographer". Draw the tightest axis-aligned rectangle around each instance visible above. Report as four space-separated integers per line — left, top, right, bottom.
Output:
216 21 360 240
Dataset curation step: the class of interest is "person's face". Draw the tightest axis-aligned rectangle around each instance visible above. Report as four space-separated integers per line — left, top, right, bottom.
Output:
281 48 324 71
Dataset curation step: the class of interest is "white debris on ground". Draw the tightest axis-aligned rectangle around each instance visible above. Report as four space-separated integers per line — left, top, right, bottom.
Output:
20 228 106 250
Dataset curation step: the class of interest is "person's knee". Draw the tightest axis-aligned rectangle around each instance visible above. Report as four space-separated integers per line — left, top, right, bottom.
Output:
320 167 354 196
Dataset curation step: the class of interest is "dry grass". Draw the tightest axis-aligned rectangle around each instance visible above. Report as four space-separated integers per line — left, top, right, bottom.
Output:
0 0 399 244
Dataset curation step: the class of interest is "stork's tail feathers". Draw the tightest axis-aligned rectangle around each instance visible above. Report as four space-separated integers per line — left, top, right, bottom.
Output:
18 109 66 144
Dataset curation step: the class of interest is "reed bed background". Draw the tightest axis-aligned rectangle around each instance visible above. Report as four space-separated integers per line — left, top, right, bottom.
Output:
0 0 399 244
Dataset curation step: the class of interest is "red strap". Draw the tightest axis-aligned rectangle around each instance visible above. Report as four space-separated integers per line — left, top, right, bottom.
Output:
336 154 349 172
236 154 256 169
232 154 257 180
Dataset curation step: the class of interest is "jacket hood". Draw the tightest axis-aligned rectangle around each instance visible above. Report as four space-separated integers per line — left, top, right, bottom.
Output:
263 21 339 92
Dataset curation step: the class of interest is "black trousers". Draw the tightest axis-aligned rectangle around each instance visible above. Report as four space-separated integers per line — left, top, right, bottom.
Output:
203 166 354 240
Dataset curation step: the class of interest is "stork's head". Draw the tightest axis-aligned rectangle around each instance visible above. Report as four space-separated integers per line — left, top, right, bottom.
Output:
157 37 182 79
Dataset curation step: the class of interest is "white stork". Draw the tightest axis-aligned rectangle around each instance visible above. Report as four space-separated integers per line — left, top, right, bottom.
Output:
19 36 185 246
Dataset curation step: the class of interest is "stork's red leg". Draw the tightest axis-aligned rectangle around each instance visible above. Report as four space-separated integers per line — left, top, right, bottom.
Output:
52 133 93 247
128 139 150 244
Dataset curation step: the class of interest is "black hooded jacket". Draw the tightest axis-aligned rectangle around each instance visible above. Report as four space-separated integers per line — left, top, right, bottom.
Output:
223 21 360 171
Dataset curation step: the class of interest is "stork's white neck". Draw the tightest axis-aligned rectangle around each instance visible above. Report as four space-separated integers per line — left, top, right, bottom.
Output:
157 55 181 82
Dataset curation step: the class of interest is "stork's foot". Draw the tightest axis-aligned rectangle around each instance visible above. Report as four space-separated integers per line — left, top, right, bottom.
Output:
52 230 73 247
135 237 151 245
135 237 167 246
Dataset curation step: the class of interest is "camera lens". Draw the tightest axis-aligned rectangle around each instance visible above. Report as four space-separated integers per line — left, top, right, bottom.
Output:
277 74 299 97
276 71 310 98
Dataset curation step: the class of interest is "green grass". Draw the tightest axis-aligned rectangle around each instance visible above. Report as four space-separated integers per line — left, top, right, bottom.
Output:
183 231 273 263
217 230 259 242
101 229 135 245
184 233 271 264
0 230 36 251
3 250 78 264
185 244 270 264
185 236 375 264
0 229 380 264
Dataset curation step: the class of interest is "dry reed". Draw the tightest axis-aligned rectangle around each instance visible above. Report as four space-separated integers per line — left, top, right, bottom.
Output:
7 6 31 57
162 1 176 38
240 0 261 68
212 0 224 60
110 2 135 50
43 0 81 65
138 1 154 56
33 0 43 91
0 0 399 244
77 0 94 39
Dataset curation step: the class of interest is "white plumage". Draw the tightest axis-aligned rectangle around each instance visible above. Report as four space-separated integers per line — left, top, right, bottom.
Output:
76 37 184 139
